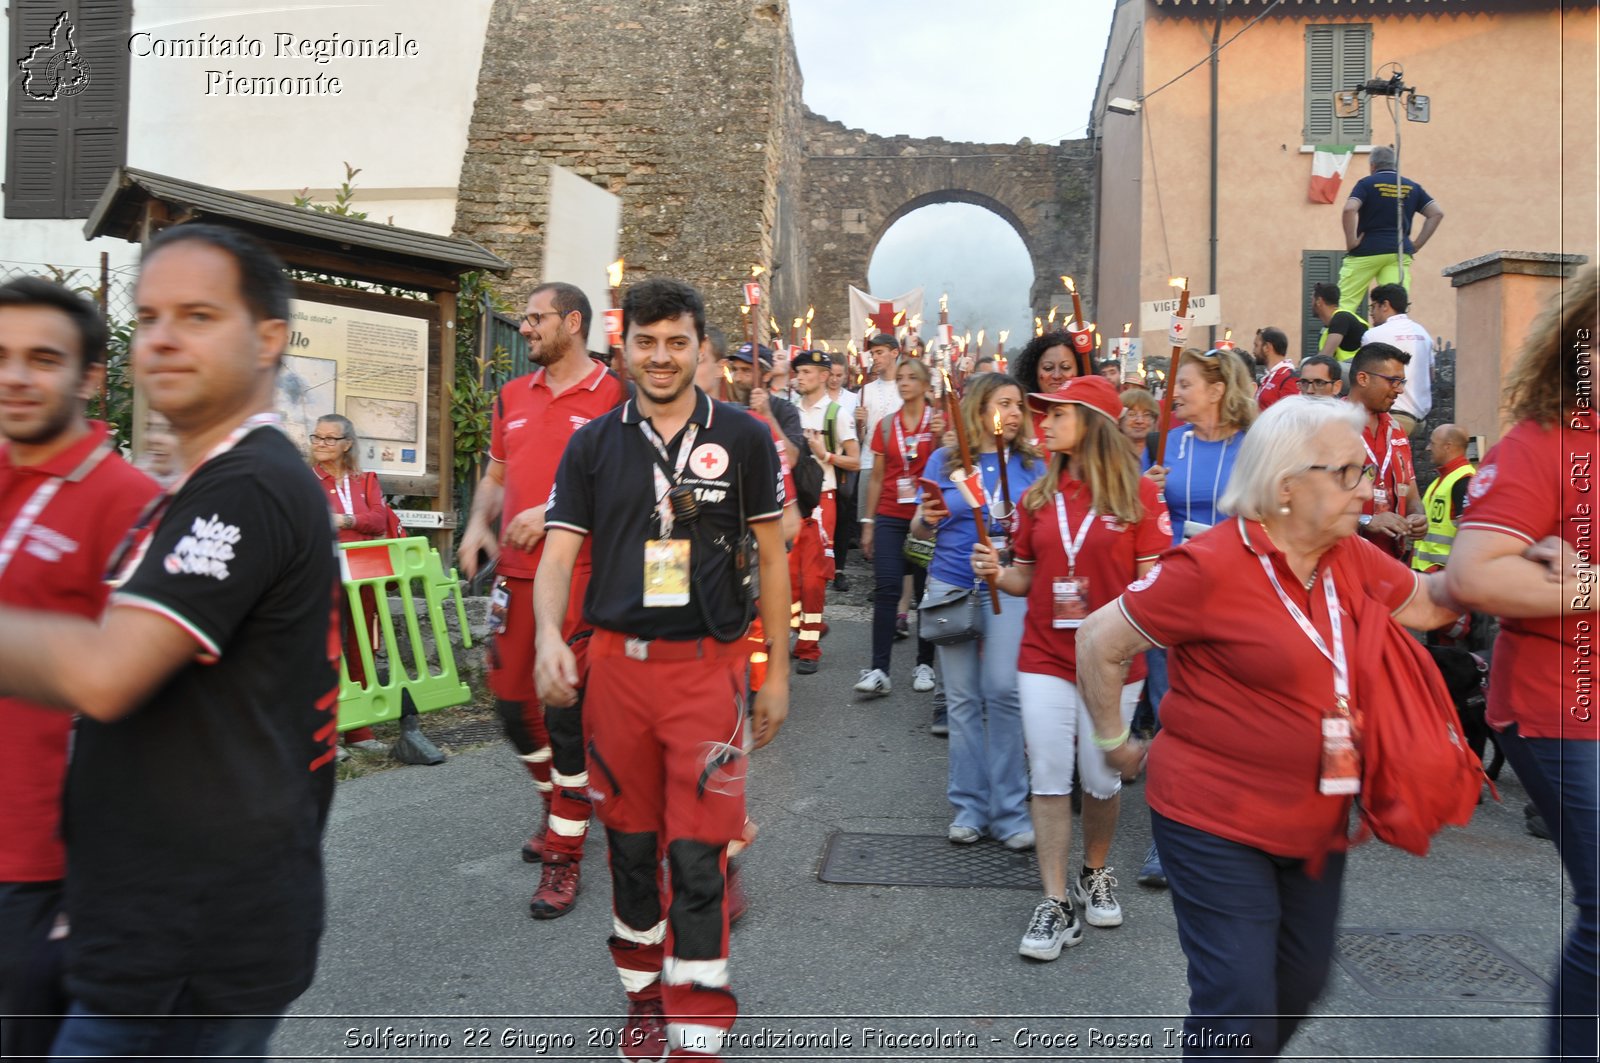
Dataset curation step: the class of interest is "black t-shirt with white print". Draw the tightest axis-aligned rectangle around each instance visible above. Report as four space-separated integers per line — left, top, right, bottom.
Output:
63 425 339 1015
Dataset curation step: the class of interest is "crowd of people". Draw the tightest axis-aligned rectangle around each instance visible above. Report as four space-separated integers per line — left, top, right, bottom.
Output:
0 212 1593 1063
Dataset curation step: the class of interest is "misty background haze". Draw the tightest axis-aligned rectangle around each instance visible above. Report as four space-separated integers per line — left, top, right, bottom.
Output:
791 0 1115 353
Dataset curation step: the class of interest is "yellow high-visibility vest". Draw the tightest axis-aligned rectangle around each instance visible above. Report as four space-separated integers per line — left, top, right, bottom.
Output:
1412 462 1475 571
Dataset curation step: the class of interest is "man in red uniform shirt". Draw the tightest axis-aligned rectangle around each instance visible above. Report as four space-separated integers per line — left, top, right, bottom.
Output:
0 278 160 1057
1346 342 1425 559
458 282 624 918
1252 327 1297 409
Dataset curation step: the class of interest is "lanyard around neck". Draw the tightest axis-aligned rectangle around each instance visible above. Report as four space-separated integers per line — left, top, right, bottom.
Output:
1363 423 1394 487
638 418 699 537
1053 490 1097 577
895 405 929 463
103 413 282 588
333 474 354 515
1255 544 1349 705
0 438 113 584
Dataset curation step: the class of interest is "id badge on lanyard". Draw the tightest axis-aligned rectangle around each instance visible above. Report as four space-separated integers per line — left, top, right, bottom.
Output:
1254 540 1361 795
1365 433 1394 513
639 420 698 608
1051 492 1097 629
895 408 928 504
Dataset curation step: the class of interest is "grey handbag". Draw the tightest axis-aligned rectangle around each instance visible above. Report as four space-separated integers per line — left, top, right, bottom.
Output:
918 582 982 645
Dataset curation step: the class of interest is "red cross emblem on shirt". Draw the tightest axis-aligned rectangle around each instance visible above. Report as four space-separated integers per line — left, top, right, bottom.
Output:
697 449 720 473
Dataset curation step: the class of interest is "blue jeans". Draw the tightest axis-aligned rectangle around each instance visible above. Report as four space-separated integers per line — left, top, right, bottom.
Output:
1498 725 1600 1062
871 515 932 674
931 576 1030 840
49 1000 281 1062
1152 810 1346 1060
0 880 66 1058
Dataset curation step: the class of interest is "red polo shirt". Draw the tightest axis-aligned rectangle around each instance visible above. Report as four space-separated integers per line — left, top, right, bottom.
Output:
1256 361 1298 409
0 422 160 881
489 361 624 578
1013 471 1168 682
1360 410 1415 516
869 405 936 519
1459 419 1598 741
1118 518 1418 858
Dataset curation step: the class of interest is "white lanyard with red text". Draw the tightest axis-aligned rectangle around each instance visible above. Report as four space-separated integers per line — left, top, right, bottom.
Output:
105 412 283 588
1053 491 1098 577
1362 427 1394 491
0 438 113 584
1255 551 1350 708
895 405 929 464
638 419 698 538
334 474 354 516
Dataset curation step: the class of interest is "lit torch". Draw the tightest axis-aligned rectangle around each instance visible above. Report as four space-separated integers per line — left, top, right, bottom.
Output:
1154 276 1192 467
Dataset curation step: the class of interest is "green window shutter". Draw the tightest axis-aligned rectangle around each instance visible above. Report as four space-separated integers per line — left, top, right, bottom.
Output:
1336 25 1373 142
1301 250 1345 361
1304 25 1372 143
5 0 129 220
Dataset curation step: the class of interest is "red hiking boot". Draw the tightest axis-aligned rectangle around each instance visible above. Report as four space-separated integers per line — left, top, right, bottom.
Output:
519 825 546 864
528 856 580 919
619 994 668 1062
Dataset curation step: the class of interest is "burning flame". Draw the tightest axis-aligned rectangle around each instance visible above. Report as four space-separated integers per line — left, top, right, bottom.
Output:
1169 276 1188 289
892 309 906 326
976 329 986 349
769 316 780 334
1224 327 1234 342
819 340 831 352
607 259 624 287
940 292 949 313
1123 322 1132 335
751 265 764 278
721 364 734 384
792 317 803 330
998 329 1010 345
993 409 1003 436
805 306 815 323
1034 316 1043 335
1061 276 1076 294
847 340 857 356
740 305 750 317
1047 306 1058 324
911 314 923 330
1096 333 1104 349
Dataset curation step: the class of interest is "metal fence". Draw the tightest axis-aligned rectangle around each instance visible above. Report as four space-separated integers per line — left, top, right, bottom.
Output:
0 257 138 321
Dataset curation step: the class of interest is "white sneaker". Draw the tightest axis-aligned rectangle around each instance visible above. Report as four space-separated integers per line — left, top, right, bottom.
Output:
1018 897 1082 961
853 668 891 697
1002 830 1036 852
912 664 936 692
1073 867 1124 928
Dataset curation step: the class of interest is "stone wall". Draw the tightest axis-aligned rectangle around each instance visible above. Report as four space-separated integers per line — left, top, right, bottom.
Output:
453 0 1095 350
802 113 1096 344
454 0 796 337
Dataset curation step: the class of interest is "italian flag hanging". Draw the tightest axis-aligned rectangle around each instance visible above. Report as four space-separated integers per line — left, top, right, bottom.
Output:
1308 144 1355 204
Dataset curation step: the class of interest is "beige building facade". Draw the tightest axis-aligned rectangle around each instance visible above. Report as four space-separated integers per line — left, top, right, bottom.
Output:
1092 0 1597 372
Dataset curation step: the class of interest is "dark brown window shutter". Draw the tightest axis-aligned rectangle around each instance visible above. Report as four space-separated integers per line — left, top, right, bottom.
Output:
66 0 130 216
5 0 129 219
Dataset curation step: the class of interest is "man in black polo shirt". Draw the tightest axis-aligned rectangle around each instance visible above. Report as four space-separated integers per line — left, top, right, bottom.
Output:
535 278 789 1062
0 224 337 1060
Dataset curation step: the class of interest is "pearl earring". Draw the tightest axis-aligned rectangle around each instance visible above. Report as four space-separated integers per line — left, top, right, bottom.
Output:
1279 504 1291 515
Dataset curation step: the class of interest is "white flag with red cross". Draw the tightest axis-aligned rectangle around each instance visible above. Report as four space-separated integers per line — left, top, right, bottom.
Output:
848 285 924 346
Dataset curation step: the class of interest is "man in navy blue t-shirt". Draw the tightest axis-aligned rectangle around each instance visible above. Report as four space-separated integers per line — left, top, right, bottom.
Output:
1337 145 1445 310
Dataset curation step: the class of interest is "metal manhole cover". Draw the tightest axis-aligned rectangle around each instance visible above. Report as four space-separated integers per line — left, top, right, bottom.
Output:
1335 928 1549 1002
817 832 1038 889
428 719 502 748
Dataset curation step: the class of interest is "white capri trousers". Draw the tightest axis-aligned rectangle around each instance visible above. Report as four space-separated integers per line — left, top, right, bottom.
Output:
1017 673 1144 800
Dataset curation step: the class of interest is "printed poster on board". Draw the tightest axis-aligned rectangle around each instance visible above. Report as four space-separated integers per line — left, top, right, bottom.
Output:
278 300 428 478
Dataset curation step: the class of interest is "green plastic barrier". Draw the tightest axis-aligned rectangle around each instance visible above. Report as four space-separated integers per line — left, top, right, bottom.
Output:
336 536 473 732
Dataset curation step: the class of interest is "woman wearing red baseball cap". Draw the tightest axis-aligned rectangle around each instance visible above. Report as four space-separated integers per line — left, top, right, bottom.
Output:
973 376 1170 960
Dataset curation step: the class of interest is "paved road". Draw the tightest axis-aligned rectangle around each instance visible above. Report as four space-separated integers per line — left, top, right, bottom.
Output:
273 576 1567 1062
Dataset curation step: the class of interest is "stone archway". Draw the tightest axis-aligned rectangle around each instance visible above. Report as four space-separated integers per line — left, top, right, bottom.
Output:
802 109 1095 346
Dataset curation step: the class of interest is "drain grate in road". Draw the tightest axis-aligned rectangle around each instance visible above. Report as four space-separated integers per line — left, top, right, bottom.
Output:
1335 928 1549 1002
817 832 1038 890
427 718 502 749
